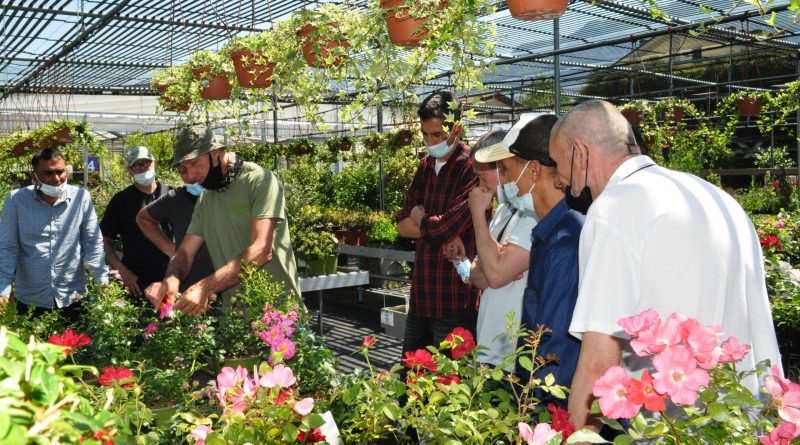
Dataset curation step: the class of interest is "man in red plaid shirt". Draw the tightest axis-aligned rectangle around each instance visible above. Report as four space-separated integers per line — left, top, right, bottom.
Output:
396 91 481 356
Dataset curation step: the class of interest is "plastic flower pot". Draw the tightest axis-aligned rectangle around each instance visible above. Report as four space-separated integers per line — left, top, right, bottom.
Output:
222 355 261 370
382 0 447 48
621 109 642 127
162 97 190 112
306 259 327 276
507 0 568 20
298 24 349 68
230 49 275 88
200 75 233 100
325 254 339 275
151 403 183 425
737 97 763 116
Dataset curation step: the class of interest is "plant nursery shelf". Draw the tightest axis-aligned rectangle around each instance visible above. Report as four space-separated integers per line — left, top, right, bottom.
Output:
299 270 370 336
336 245 415 263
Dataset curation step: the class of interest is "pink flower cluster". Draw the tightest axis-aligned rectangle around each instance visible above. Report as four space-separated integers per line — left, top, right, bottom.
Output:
257 308 299 363
594 309 752 417
215 364 315 418
761 365 800 444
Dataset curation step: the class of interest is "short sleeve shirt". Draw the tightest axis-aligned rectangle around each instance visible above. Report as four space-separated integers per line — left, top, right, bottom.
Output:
188 162 300 300
144 187 214 292
100 182 171 287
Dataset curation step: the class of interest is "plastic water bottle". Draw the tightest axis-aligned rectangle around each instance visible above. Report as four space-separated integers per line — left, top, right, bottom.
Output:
453 255 471 284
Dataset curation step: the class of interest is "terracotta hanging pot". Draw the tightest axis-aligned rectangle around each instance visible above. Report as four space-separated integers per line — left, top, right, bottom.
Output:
397 129 413 146
200 75 232 100
736 97 763 117
161 97 190 112
621 109 642 127
507 0 568 20
298 24 349 68
668 106 683 123
192 66 212 81
230 49 275 88
339 139 352 151
382 0 447 47
11 139 35 157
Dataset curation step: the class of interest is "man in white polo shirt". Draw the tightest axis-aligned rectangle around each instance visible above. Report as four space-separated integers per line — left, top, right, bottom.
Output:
548 100 781 431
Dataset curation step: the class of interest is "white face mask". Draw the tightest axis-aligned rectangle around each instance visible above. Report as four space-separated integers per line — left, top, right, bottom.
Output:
495 167 508 205
34 173 65 198
133 168 156 186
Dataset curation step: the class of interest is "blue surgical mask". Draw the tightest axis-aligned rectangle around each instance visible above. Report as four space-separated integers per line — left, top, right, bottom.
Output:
425 139 454 159
500 161 529 204
186 183 204 196
509 182 536 213
495 167 508 205
34 173 65 198
133 169 156 186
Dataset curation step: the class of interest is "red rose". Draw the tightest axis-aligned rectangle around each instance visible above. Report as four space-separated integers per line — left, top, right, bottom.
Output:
361 335 376 348
437 374 461 386
760 235 783 251
98 366 135 389
402 349 437 372
48 329 91 355
547 403 576 439
445 327 476 359
297 428 326 443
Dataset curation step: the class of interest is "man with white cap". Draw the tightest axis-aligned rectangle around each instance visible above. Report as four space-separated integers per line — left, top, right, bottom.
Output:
145 125 300 316
100 146 171 300
476 114 584 406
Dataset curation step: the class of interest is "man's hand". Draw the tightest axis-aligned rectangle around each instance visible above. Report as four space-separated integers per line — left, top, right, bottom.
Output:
144 282 166 308
447 123 463 146
175 282 211 317
469 185 494 214
118 267 141 296
410 205 426 226
442 236 466 262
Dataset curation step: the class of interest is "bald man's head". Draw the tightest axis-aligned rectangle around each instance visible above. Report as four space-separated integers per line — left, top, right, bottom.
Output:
553 100 637 157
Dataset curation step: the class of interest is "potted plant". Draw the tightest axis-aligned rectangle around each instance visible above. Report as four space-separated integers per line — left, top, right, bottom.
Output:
395 128 415 146
362 132 384 151
289 138 315 156
367 211 400 246
292 229 339 276
78 279 145 366
654 97 695 124
187 50 234 100
150 65 194 113
381 0 447 47
734 90 765 116
293 6 352 68
618 100 652 127
507 0 568 20
222 30 287 88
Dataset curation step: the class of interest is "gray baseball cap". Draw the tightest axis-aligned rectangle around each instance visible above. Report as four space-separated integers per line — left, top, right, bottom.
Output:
171 125 225 167
125 146 154 167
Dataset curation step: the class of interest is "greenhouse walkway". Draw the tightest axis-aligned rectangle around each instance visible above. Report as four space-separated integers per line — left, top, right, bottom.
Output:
304 287 405 373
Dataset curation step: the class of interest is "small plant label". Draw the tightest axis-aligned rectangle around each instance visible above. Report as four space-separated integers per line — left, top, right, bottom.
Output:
381 310 395 326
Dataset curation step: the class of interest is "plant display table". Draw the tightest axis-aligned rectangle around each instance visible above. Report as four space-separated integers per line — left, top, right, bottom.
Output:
299 270 369 334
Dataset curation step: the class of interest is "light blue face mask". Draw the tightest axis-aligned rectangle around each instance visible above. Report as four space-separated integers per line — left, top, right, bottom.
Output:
509 182 536 213
500 161 529 203
495 167 508 205
185 183 204 196
425 139 454 159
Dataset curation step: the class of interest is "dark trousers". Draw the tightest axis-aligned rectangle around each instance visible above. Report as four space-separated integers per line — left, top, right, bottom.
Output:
15 299 83 326
401 307 477 358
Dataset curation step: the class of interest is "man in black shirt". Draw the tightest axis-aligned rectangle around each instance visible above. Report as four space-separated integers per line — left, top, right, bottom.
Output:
100 146 171 299
136 182 214 293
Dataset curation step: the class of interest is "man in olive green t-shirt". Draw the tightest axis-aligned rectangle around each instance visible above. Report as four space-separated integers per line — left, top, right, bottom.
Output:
144 125 300 315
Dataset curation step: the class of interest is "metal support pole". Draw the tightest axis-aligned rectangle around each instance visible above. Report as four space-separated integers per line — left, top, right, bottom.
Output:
668 30 674 96
82 113 88 188
317 290 324 335
553 18 561 115
377 100 385 210
511 89 516 121
796 51 800 202
629 41 635 98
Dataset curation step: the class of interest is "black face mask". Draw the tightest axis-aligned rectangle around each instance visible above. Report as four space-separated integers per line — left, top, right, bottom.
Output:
564 147 593 215
200 153 224 190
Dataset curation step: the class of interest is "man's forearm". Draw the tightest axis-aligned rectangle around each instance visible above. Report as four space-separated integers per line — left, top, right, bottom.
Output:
471 208 502 279
569 332 624 430
398 217 421 239
102 240 127 272
136 210 176 257
194 243 272 295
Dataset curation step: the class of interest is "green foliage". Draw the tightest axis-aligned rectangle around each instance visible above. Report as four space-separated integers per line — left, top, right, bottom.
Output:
288 329 339 401
291 228 339 261
78 279 145 365
0 326 133 444
0 300 68 343
752 211 800 331
754 145 797 170
367 212 400 245
277 156 335 217
331 161 380 211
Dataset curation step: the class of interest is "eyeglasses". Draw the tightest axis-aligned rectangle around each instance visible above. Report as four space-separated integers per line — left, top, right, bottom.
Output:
130 159 153 170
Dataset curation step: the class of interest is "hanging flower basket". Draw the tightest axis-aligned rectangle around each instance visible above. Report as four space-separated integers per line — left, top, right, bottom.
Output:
507 0 568 20
668 106 684 123
397 129 414 146
339 139 352 151
621 109 642 127
382 0 446 48
298 24 349 68
161 97 190 112
736 97 763 117
11 139 35 157
230 49 275 88
192 66 212 81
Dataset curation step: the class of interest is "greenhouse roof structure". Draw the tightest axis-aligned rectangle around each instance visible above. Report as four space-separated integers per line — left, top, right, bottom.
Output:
1 0 798 139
